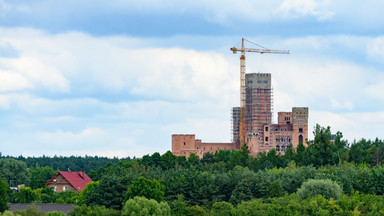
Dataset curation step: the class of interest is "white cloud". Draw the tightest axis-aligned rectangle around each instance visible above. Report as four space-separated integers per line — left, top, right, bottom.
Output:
276 0 334 21
310 111 384 141
366 36 384 63
0 69 33 92
0 57 70 93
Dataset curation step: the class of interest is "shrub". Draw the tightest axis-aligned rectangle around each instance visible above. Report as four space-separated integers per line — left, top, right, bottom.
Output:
210 201 233 216
46 211 66 216
297 179 342 200
68 205 120 216
184 205 208 216
122 196 170 216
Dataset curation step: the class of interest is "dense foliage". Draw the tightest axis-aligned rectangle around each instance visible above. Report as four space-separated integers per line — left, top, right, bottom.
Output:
1 124 384 215
0 181 9 213
297 179 342 200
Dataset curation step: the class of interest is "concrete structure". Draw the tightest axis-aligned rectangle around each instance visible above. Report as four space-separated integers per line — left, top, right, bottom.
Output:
172 72 308 158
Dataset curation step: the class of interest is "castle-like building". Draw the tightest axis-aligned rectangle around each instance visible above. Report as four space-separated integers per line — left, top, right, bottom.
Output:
172 73 308 158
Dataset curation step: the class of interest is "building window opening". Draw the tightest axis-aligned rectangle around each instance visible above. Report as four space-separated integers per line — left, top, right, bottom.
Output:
265 137 268 141
265 127 268 131
299 128 303 133
299 135 303 144
184 142 186 145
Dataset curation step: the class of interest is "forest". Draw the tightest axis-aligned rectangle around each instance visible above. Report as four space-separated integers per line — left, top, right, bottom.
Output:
0 124 384 215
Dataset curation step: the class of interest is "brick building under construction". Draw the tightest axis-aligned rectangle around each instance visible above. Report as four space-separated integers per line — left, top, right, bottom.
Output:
172 72 308 158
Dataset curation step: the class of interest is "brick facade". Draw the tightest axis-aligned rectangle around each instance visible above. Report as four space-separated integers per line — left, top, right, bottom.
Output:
172 73 309 158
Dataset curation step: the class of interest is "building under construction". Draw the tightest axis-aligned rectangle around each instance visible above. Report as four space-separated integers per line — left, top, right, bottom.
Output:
172 39 308 158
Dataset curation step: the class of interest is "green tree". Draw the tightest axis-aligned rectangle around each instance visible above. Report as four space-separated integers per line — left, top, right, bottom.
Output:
121 196 170 216
170 195 187 216
306 124 344 166
201 152 215 164
124 177 165 203
11 186 38 203
85 175 127 209
46 211 66 216
215 150 231 163
81 181 99 206
160 151 177 170
68 205 120 216
187 154 200 166
0 159 30 187
0 180 9 213
268 179 283 198
297 179 342 200
229 179 253 204
210 201 233 216
184 205 208 216
188 171 220 207
29 164 57 189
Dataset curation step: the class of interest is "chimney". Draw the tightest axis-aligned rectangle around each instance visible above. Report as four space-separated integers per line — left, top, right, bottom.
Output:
79 171 85 179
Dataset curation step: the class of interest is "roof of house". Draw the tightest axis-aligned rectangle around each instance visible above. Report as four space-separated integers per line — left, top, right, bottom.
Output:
9 203 75 213
47 171 93 191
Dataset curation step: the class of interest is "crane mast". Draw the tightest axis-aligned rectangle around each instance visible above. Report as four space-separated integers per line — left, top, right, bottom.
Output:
231 38 289 145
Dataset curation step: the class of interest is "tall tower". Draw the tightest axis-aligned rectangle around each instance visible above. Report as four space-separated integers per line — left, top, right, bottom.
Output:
242 73 274 155
245 73 273 137
292 107 309 148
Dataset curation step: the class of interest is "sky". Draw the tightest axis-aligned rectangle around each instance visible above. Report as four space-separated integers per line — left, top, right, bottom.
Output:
1 0 384 158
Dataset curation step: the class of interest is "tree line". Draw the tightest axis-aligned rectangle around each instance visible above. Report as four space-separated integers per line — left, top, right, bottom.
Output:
0 124 384 215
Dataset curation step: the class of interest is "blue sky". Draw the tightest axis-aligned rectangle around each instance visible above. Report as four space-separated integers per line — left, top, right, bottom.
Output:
1 0 384 158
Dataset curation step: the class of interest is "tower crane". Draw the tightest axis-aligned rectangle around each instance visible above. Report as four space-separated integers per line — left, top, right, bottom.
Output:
231 38 289 145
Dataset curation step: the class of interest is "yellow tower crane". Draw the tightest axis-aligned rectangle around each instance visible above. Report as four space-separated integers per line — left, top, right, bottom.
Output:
231 38 289 145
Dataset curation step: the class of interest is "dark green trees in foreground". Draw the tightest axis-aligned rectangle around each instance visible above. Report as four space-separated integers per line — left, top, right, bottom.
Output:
0 180 9 213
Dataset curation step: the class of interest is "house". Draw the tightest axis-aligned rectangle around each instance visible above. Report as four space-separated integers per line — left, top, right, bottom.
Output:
46 170 92 192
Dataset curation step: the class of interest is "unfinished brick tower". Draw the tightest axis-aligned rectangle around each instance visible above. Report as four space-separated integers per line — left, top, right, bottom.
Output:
172 39 308 158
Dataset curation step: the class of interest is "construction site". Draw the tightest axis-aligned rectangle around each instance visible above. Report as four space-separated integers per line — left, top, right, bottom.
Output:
172 38 309 158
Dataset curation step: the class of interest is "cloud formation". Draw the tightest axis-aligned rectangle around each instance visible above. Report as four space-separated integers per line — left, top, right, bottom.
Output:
0 1 383 157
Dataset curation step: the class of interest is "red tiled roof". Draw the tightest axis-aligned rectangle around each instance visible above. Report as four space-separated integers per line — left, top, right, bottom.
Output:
57 171 93 191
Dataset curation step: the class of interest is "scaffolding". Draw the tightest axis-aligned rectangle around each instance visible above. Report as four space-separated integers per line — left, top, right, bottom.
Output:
231 107 241 144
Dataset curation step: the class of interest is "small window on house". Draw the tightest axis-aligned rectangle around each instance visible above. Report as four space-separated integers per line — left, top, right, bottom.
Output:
53 179 57 182
53 187 57 192
63 186 67 191
265 127 268 131
184 142 186 145
299 128 303 133
265 137 269 141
